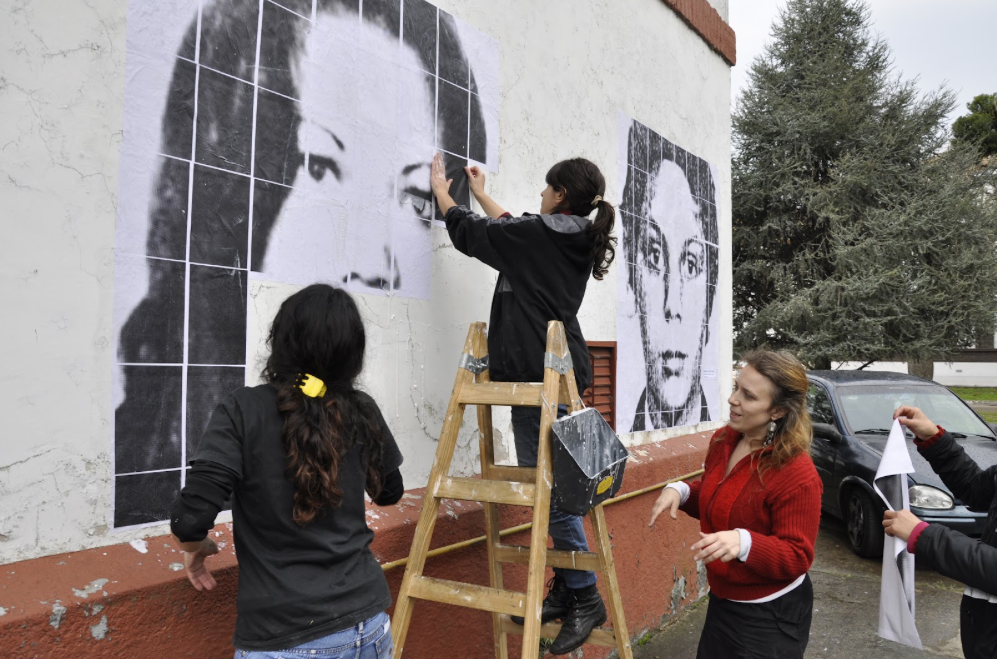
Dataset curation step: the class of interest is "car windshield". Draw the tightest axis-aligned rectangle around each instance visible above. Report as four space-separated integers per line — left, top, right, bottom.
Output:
836 384 996 439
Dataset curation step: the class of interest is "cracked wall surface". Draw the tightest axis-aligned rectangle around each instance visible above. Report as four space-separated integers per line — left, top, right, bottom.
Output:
0 0 731 563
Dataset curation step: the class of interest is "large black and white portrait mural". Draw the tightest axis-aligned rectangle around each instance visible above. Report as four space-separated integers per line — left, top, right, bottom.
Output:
112 0 499 528
616 113 720 434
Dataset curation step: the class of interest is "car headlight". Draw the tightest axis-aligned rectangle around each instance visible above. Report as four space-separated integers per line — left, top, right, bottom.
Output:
909 485 954 510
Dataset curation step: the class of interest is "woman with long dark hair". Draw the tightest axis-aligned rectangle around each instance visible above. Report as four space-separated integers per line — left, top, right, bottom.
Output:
170 284 403 657
430 153 617 655
649 350 822 658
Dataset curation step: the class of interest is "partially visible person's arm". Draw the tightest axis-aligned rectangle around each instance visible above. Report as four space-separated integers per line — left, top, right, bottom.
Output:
170 460 239 591
913 523 997 596
895 406 996 510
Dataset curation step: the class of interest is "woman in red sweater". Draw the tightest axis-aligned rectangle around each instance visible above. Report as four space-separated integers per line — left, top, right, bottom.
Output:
649 350 822 658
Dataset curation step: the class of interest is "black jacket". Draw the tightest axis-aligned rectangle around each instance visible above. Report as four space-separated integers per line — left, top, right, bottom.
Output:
445 206 593 392
914 432 997 596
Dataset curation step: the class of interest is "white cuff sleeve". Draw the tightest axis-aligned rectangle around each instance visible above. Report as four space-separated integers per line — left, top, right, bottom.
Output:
665 481 690 505
736 528 752 562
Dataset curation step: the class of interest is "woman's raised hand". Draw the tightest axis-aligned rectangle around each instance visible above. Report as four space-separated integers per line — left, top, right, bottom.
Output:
893 406 938 440
464 165 486 197
649 486 682 527
430 152 453 199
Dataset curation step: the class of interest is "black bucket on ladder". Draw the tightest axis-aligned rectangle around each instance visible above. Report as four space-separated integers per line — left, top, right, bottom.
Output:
550 408 629 515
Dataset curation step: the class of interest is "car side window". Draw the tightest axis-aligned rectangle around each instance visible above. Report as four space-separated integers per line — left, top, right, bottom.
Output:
807 384 835 426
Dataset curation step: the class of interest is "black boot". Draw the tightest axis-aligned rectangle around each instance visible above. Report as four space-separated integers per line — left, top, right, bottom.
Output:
511 575 570 626
548 584 607 655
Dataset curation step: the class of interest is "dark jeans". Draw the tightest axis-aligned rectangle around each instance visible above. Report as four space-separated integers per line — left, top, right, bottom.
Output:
510 406 597 589
696 575 813 659
960 595 997 659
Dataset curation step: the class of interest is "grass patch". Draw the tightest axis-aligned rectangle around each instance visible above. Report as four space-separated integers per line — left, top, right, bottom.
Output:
979 410 997 424
949 387 997 402
636 631 654 647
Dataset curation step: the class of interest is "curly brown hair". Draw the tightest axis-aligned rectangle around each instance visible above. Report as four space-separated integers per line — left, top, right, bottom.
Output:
264 284 385 526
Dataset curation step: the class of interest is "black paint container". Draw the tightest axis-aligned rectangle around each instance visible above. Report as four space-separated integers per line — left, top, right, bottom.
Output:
551 408 630 516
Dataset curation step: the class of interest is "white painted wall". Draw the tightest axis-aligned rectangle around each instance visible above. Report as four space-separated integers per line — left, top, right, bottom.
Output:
0 0 732 563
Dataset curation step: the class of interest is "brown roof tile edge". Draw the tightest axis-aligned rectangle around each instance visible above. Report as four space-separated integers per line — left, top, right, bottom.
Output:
661 0 736 66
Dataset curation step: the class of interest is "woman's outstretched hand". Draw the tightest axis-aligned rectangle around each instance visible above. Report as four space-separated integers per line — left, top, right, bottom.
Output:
649 487 682 527
691 531 741 565
183 538 220 592
465 165 486 196
893 406 938 440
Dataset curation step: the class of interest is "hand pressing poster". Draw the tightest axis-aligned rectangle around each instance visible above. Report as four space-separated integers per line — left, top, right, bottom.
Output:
873 420 923 649
111 0 499 528
616 113 721 434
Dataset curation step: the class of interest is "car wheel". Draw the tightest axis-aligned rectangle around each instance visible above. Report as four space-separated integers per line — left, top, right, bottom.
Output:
845 487 883 558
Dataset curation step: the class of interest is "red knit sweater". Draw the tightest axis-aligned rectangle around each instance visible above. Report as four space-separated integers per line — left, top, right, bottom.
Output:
681 425 823 601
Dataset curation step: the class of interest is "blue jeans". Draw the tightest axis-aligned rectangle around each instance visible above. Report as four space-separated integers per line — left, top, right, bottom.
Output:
235 611 392 659
511 406 597 589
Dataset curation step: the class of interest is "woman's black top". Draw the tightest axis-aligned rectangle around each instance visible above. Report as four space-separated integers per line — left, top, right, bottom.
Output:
915 431 997 596
445 205 593 391
169 384 403 651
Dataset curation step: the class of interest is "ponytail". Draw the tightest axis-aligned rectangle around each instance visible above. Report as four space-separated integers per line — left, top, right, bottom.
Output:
263 284 385 527
588 200 616 280
275 382 384 526
544 158 618 280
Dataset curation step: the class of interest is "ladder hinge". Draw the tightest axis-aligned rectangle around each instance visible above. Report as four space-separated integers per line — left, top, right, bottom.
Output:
458 353 489 374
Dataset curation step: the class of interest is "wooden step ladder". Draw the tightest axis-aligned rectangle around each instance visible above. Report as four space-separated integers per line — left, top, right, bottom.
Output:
390 321 633 659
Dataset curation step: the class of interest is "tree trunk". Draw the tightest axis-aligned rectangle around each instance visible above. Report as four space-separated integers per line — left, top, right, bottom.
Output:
812 357 831 370
977 327 995 350
908 359 934 380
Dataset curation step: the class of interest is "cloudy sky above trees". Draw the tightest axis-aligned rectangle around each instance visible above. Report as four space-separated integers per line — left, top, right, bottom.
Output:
731 0 996 124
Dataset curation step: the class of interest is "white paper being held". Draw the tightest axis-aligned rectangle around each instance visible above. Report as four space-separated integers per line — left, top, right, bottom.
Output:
872 419 923 649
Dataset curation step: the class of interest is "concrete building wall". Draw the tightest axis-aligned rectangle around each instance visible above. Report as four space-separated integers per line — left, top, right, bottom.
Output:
0 0 732 566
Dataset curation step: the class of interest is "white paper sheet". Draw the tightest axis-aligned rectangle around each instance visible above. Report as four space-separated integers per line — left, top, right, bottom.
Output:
873 419 923 649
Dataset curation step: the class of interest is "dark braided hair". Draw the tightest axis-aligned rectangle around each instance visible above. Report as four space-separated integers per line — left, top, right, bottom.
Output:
545 158 617 280
263 284 385 526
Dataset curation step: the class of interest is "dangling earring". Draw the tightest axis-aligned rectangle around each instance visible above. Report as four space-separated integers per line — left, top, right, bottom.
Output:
765 420 777 446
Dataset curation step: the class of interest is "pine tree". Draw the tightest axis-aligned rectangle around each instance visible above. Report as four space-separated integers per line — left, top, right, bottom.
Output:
732 0 997 374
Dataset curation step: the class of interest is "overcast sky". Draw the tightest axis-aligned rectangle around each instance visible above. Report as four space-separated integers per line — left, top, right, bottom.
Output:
730 0 996 126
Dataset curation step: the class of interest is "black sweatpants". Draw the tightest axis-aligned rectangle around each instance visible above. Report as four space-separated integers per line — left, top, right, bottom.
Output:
696 575 813 659
961 595 997 659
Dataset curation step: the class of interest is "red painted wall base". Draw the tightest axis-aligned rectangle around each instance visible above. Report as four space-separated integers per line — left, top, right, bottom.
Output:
0 431 711 659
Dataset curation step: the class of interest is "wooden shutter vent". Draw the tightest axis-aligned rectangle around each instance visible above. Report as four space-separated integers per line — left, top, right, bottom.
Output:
582 341 616 431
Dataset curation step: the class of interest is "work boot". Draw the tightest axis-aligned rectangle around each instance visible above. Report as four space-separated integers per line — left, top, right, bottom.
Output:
548 584 607 655
511 575 570 625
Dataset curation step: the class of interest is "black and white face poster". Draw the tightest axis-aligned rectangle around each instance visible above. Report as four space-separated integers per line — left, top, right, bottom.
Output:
112 0 499 528
616 113 720 434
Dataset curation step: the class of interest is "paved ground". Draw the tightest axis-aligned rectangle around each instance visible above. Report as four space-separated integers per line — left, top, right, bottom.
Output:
633 517 966 659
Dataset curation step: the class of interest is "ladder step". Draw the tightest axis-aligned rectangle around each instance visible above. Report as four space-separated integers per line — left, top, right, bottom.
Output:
487 465 536 483
494 544 602 572
437 477 536 506
408 576 526 616
458 382 571 406
497 615 618 647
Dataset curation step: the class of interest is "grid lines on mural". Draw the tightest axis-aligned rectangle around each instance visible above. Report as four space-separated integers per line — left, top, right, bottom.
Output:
621 120 719 427
113 0 489 527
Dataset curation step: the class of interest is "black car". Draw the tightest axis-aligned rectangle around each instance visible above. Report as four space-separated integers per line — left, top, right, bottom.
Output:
807 370 997 558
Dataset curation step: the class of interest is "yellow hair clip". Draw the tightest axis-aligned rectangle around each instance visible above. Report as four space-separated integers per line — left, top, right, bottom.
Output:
299 373 327 398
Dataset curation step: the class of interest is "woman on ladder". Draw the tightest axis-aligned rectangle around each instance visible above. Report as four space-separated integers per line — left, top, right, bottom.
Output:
430 152 617 655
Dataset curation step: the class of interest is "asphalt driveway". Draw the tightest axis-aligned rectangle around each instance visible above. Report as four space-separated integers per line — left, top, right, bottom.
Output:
632 517 966 658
